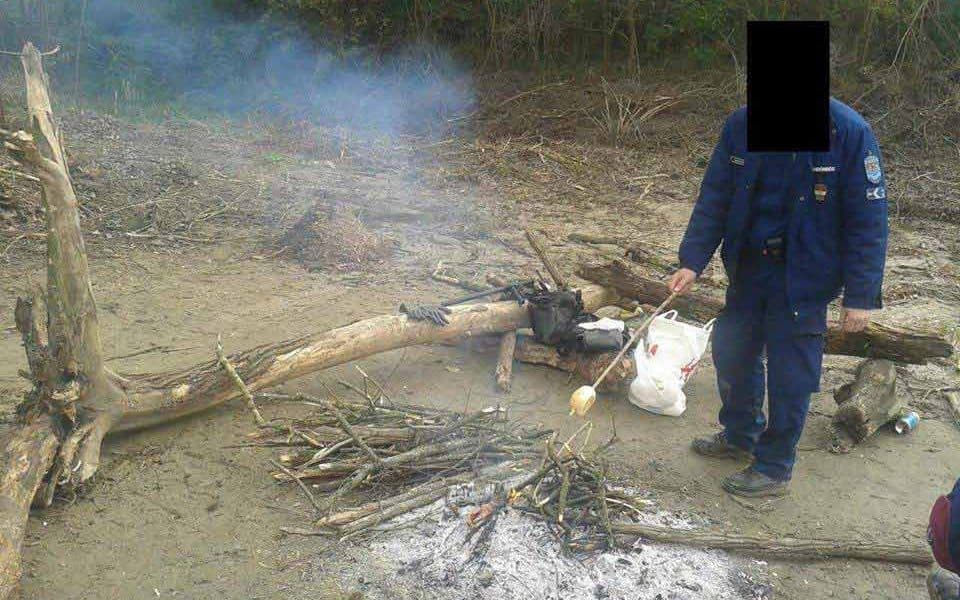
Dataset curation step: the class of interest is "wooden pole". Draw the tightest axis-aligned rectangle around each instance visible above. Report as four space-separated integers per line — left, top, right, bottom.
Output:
609 521 933 565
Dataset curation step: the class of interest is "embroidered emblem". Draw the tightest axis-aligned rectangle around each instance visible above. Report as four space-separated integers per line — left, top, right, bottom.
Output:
812 165 836 173
730 155 745 166
864 154 882 183
814 183 828 202
866 186 886 200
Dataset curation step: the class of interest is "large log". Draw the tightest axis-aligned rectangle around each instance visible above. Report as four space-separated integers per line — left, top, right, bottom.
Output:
578 258 954 364
578 259 723 322
115 283 619 432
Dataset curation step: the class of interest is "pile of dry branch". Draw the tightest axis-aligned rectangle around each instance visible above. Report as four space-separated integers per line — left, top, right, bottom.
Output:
253 388 639 552
257 391 934 567
508 427 639 553
248 389 547 538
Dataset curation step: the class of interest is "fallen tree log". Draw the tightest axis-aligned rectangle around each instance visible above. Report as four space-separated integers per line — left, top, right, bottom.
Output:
0 416 59 594
0 284 619 596
608 521 932 565
116 283 619 432
579 258 723 322
578 258 954 364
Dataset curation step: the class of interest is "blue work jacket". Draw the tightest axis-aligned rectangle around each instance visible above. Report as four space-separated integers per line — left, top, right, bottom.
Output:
679 98 889 331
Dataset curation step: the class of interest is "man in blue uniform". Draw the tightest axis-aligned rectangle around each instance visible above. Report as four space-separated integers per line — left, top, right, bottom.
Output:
667 98 889 497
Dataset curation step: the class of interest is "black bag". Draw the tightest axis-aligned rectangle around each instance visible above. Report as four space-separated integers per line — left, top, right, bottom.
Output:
577 327 627 354
528 290 596 353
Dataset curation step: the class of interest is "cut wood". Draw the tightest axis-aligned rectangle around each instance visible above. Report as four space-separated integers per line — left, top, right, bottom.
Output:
832 359 903 444
495 332 517 392
825 324 953 366
568 232 621 246
622 243 679 272
579 258 954 364
514 334 635 392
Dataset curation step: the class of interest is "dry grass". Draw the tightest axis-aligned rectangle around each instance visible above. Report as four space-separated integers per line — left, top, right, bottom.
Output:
283 205 393 272
588 78 697 146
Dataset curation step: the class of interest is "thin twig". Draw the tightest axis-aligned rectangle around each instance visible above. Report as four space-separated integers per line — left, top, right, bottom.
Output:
216 334 265 426
271 459 322 514
318 380 383 465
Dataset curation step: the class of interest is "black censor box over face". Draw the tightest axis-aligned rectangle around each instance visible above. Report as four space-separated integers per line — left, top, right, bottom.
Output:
747 21 830 152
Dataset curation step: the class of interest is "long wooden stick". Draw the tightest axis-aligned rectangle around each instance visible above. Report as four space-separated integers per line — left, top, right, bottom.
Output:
315 471 484 528
609 521 932 565
337 463 518 536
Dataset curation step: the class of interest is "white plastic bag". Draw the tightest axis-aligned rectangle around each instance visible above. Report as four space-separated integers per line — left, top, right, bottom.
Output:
628 311 715 417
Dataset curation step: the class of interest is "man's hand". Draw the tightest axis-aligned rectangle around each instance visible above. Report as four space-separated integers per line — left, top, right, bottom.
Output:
667 268 698 295
840 307 872 332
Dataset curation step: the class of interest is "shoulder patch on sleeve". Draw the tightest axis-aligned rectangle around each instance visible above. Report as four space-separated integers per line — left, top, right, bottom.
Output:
866 185 886 200
864 154 882 183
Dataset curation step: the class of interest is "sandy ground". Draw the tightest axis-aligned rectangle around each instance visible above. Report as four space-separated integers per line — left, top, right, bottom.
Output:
0 106 958 599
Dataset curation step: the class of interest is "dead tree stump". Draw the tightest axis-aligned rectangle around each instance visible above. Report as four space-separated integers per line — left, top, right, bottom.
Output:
832 359 904 446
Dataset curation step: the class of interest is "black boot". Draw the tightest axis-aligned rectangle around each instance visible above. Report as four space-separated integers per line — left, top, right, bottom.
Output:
721 466 790 498
691 432 751 460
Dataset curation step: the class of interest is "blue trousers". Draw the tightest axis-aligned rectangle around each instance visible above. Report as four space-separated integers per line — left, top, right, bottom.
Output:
711 258 827 481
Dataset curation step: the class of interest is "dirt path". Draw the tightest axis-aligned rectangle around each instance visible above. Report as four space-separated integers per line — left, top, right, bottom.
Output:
0 110 957 599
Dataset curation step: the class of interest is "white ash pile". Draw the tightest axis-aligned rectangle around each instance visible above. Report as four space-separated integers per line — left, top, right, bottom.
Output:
319 493 772 600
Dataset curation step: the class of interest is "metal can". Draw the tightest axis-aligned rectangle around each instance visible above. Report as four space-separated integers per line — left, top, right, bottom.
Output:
894 411 920 435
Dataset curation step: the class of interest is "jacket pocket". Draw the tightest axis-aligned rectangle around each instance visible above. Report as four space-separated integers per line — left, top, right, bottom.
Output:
790 305 828 335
